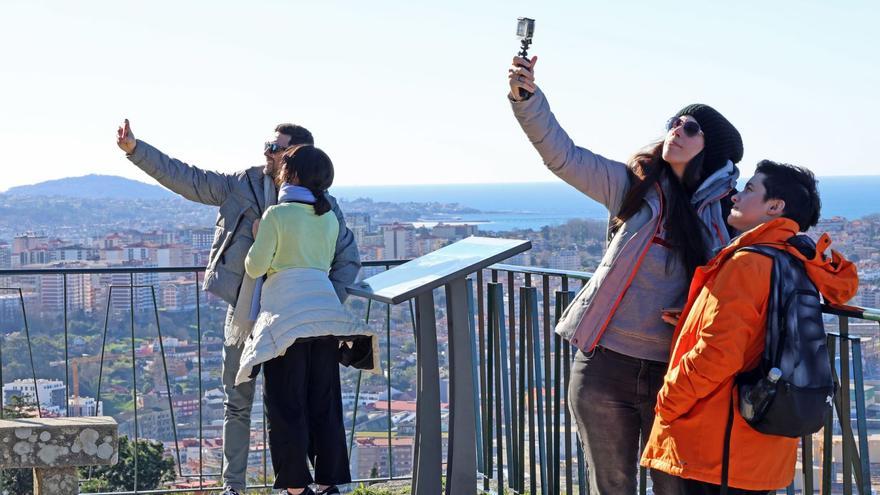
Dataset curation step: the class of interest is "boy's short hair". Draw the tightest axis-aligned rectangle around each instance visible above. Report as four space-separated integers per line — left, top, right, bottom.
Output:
275 123 314 146
755 160 821 231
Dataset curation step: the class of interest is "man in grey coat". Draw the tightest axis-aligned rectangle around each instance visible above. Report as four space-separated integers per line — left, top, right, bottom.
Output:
116 119 361 495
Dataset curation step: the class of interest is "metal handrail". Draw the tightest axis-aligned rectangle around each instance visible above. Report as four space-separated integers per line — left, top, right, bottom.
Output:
0 259 411 277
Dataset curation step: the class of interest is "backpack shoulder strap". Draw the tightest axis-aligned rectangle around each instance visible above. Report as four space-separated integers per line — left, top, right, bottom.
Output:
738 243 783 258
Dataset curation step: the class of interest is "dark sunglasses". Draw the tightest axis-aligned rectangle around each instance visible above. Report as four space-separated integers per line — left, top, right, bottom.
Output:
665 117 703 138
264 142 290 154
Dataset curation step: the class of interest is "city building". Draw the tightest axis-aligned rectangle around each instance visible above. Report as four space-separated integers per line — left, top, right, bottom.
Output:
161 280 198 311
155 244 192 270
549 247 582 271
37 268 94 313
350 436 415 479
125 243 153 262
12 232 48 255
68 396 103 416
382 223 416 259
3 378 66 413
0 242 11 269
414 235 445 257
859 287 880 309
96 269 160 313
0 293 25 326
190 228 214 251
347 213 372 247
431 223 478 240
51 244 99 262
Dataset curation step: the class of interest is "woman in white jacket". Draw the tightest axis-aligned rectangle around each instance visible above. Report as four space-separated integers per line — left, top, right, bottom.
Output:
242 146 374 495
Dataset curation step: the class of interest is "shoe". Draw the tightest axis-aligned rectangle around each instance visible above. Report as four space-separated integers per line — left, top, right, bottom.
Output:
224 488 242 495
316 487 340 495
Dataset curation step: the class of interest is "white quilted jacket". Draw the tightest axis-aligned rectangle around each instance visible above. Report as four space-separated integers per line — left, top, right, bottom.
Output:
235 267 378 385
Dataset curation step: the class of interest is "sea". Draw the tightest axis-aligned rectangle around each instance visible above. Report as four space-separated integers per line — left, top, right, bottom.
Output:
331 176 880 232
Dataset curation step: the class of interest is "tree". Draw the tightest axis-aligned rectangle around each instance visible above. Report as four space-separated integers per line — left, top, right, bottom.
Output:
79 435 175 492
0 396 36 495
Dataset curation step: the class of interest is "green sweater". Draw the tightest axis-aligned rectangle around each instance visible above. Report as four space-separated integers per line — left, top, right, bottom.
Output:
244 202 340 279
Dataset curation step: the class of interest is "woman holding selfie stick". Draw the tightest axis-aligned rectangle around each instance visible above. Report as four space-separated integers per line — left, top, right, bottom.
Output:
508 55 743 494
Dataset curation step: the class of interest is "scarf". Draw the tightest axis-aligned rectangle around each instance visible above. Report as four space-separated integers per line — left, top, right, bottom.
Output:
278 183 317 204
691 160 739 254
224 175 277 347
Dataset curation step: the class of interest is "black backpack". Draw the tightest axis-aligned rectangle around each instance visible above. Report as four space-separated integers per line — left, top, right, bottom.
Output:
721 235 835 493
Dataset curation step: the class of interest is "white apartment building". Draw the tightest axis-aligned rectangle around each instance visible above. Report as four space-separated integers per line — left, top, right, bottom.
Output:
3 378 66 411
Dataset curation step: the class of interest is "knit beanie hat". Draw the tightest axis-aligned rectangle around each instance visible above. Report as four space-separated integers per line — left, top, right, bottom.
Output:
674 104 743 174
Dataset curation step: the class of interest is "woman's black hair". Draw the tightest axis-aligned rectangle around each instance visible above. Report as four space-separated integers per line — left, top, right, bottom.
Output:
281 146 334 215
611 141 715 276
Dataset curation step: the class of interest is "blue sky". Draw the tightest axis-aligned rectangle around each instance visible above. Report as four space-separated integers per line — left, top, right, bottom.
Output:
0 1 876 191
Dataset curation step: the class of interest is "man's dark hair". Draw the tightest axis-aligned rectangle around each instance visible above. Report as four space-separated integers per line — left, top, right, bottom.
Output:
755 160 821 231
275 123 314 146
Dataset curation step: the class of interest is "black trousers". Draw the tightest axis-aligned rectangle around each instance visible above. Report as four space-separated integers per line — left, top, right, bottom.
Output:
263 337 351 489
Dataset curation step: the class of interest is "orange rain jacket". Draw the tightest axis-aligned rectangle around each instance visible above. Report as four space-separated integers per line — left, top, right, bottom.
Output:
640 218 858 490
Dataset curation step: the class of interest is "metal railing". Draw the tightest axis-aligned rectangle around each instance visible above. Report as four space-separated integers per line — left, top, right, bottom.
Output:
0 262 411 494
475 265 880 495
0 263 878 494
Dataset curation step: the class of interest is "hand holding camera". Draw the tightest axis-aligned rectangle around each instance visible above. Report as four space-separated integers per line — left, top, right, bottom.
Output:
509 17 536 101
509 56 538 101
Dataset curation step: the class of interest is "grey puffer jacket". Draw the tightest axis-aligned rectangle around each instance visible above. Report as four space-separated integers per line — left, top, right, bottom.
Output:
510 88 734 353
126 140 361 306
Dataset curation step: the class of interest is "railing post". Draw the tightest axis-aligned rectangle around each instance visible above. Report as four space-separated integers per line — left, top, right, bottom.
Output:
411 290 441 495
557 289 575 495
508 274 520 492
823 335 835 494
445 276 477 494
840 318 852 495
525 286 548 494
801 434 814 495
851 337 871 495
485 283 495 493
195 270 204 490
492 283 506 494
467 280 485 478
129 273 139 492
518 283 528 493
63 274 70 417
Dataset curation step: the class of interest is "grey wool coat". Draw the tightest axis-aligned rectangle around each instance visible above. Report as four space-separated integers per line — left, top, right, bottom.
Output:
126 140 362 306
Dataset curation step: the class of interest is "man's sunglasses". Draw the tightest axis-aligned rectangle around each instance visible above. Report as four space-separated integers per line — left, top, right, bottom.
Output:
665 117 703 138
264 142 290 154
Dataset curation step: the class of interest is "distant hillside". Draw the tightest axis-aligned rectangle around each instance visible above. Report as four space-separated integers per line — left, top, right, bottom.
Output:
4 175 175 200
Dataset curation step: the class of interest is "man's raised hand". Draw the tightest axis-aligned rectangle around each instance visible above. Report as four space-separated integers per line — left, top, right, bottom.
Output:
116 118 137 154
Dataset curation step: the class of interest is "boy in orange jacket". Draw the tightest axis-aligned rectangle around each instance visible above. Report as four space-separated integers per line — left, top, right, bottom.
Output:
640 161 859 494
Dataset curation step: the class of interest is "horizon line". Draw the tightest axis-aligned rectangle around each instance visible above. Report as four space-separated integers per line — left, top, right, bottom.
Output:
4 172 880 194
